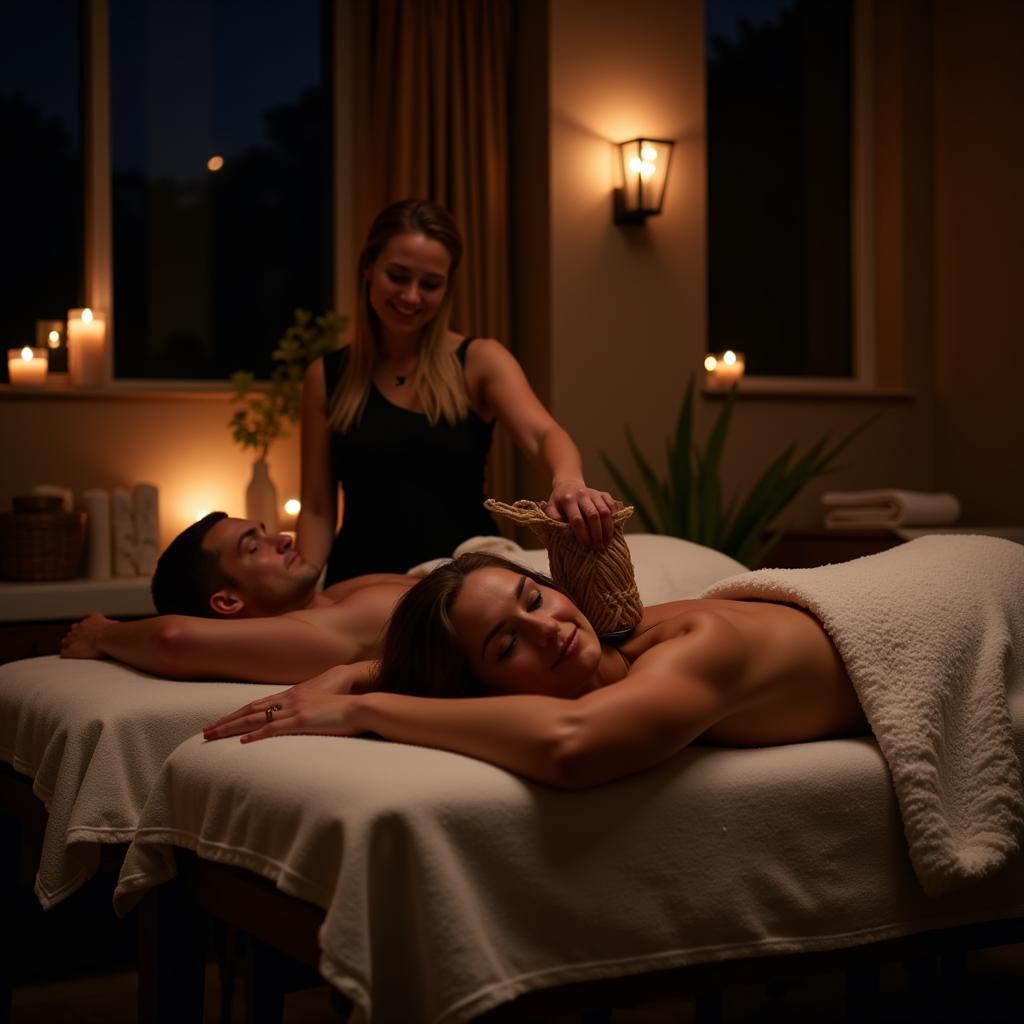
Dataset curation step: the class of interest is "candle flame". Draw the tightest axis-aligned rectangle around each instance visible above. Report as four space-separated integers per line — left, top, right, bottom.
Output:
723 350 737 365
47 330 61 347
20 346 33 362
283 498 301 516
704 355 718 372
82 308 94 324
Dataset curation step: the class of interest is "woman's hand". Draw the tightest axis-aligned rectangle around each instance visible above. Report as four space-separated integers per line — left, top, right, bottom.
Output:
203 685 364 744
546 479 617 550
203 663 376 742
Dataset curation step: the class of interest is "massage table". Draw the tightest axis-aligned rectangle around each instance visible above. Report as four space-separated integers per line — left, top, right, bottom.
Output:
111 689 1024 1023
111 528 1024 1023
0 534 746 1017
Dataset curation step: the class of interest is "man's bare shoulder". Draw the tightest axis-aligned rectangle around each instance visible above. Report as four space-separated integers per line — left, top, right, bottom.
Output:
285 578 413 630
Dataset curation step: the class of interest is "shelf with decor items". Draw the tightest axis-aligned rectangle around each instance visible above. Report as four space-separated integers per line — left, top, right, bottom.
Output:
0 577 154 664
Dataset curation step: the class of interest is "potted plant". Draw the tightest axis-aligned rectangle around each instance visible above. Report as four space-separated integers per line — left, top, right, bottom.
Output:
601 377 877 567
229 309 347 531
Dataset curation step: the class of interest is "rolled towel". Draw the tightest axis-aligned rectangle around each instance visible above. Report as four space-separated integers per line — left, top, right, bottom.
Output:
822 489 960 529
32 484 74 513
111 487 138 577
133 483 160 577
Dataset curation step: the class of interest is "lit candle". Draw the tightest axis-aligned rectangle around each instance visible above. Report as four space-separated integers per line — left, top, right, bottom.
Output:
7 346 48 386
67 307 107 388
704 350 745 391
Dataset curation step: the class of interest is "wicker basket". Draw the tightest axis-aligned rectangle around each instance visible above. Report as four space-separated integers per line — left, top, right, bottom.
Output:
0 496 85 581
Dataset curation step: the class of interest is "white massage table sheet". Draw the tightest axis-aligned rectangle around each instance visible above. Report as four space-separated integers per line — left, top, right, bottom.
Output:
114 687 1024 1024
0 655 281 907
0 535 745 912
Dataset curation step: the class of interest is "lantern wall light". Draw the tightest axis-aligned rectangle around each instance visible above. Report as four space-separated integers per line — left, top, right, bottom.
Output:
613 137 674 225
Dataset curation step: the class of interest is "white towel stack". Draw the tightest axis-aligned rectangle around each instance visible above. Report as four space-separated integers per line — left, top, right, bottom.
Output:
821 489 961 530
66 484 162 579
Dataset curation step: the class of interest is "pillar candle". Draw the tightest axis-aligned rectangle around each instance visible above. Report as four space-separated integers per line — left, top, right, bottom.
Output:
83 489 112 581
7 346 48 385
67 308 107 388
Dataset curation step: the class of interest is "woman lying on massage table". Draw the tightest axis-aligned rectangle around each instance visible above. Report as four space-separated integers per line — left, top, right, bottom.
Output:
203 552 869 788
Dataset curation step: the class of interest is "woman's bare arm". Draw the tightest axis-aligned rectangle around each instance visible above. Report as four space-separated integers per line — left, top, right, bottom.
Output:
463 339 616 549
202 640 744 787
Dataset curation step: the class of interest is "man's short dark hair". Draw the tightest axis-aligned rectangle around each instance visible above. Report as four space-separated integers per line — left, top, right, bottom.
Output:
151 512 235 617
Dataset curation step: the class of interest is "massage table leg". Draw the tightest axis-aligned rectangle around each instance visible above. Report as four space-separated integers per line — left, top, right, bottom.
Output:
137 874 207 1023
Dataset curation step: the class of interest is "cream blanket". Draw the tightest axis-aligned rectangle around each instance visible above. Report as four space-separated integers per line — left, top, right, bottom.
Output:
702 534 1024 896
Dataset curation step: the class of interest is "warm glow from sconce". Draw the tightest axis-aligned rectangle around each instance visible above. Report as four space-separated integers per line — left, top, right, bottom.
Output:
722 350 738 366
283 498 301 516
81 307 93 324
704 355 718 372
47 330 61 347
207 155 224 171
614 137 674 225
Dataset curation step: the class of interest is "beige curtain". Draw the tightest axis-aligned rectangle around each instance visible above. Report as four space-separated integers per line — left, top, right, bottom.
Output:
364 0 516 502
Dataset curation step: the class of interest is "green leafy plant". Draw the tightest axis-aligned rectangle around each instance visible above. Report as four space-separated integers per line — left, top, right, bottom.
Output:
600 377 877 567
229 309 348 461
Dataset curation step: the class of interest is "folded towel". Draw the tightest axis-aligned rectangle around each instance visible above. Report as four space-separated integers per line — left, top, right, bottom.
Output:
701 535 1024 895
822 489 960 529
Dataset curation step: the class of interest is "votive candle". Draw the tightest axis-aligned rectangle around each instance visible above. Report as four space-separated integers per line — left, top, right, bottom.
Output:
67 307 107 388
704 350 745 391
7 346 48 386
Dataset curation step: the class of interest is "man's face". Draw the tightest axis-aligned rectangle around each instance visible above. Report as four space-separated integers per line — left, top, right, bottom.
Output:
202 517 320 616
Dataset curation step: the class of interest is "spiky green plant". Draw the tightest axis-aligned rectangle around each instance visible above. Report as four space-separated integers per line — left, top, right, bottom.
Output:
600 377 877 567
229 308 348 461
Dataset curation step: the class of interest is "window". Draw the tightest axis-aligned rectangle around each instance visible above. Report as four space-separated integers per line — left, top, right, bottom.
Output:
0 0 83 377
110 0 334 380
706 0 859 381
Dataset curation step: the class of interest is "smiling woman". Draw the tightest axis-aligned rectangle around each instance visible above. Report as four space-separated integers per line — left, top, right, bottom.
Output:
296 199 617 586
203 548 871 791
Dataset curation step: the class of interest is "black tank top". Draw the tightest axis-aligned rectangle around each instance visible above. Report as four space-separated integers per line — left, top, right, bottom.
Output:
321 337 498 583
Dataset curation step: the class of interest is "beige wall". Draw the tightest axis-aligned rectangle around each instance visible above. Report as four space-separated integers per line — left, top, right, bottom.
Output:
0 393 301 550
932 0 1024 524
511 0 1022 535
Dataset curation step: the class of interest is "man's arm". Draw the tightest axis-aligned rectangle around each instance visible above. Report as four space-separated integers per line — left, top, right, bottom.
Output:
60 611 366 684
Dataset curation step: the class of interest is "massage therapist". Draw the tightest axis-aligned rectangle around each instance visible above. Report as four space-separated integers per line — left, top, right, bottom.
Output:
297 199 616 584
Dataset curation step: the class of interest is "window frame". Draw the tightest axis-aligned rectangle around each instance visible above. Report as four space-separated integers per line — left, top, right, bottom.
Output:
78 0 352 392
705 0 892 397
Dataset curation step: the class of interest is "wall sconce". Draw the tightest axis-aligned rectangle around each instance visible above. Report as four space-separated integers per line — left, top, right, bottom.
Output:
613 138 674 224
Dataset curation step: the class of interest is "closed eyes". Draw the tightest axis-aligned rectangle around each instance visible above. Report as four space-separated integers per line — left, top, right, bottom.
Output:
496 591 544 661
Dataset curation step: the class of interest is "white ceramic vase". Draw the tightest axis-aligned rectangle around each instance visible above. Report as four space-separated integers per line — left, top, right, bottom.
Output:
245 460 279 533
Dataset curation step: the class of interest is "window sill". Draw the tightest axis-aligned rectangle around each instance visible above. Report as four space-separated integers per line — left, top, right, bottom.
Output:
0 375 250 401
702 378 914 400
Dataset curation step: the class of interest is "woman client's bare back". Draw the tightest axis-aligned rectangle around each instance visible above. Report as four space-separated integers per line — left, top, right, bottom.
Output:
618 598 868 747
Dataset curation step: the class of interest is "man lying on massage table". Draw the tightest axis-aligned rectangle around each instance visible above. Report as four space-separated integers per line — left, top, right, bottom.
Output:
59 511 413 686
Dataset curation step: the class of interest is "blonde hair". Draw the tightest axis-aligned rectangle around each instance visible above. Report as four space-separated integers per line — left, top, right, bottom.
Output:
328 199 471 431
